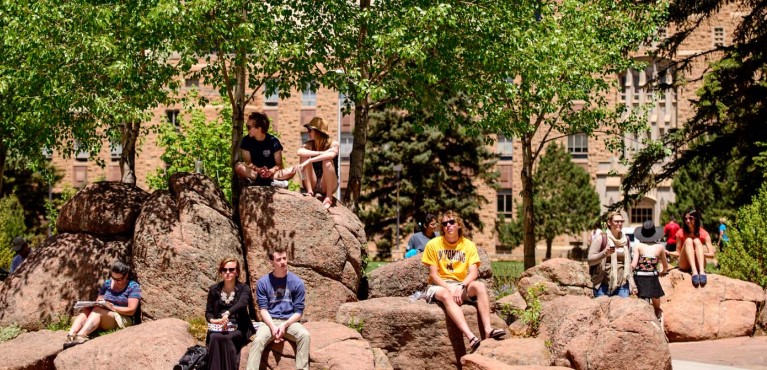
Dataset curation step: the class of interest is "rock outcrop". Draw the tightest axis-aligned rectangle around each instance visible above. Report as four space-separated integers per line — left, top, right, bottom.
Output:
0 233 129 329
241 187 364 321
474 338 551 367
133 173 242 321
516 258 592 301
539 295 671 370
336 297 507 369
367 247 494 299
660 270 765 341
54 318 196 370
0 330 66 370
56 181 149 237
238 321 374 370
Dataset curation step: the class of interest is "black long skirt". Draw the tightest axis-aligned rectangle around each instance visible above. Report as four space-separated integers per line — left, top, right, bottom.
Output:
207 331 244 370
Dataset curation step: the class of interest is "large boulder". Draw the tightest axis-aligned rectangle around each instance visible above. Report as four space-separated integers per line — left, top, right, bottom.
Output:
367 247 493 299
133 173 242 321
660 270 765 341
461 354 570 370
474 338 551 367
539 295 671 370
56 181 149 237
758 288 767 335
336 297 507 369
516 258 592 301
241 187 364 321
239 321 375 370
0 233 129 330
0 330 66 370
54 318 196 370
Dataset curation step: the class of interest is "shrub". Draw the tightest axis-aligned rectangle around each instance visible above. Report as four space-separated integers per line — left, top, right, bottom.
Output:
500 283 545 337
0 325 25 343
718 183 767 288
187 316 208 343
45 314 72 331
0 195 26 269
44 185 76 235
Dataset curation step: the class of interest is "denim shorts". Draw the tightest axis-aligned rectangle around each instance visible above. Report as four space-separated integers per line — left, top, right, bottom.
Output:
593 282 630 298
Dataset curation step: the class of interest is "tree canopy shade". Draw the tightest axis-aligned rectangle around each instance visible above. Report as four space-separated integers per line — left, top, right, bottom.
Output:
0 0 181 188
358 108 497 257
623 0 767 212
446 0 667 268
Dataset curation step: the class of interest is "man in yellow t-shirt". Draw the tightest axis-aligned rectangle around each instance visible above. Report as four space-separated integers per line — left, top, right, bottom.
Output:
421 210 506 354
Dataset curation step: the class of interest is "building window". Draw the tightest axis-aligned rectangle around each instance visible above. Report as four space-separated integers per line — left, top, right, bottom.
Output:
42 147 53 160
497 134 513 160
302 82 317 107
630 207 653 224
110 140 122 162
185 78 199 88
619 58 676 154
713 27 725 47
264 80 279 107
75 141 88 161
340 132 353 159
567 134 588 159
497 189 513 219
166 109 180 127
73 165 88 188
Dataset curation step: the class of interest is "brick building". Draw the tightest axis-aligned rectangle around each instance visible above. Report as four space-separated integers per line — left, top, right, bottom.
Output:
48 6 740 260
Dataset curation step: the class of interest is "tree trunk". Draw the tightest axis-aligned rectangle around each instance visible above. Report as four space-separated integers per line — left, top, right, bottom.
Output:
342 0 371 213
119 121 140 184
522 133 536 269
230 57 247 224
545 238 553 260
0 138 6 194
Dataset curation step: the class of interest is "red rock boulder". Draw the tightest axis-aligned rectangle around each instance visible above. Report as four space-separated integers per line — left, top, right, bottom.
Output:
539 295 671 370
475 337 551 366
660 270 765 341
133 173 242 321
56 182 149 237
517 258 592 301
238 321 374 370
240 187 364 321
0 233 130 330
336 297 507 369
54 318 196 370
0 330 66 370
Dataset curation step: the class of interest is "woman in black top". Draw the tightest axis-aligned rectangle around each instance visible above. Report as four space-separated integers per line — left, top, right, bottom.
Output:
206 257 254 370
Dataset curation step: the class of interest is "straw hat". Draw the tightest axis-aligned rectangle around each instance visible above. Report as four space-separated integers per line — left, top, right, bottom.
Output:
303 117 330 136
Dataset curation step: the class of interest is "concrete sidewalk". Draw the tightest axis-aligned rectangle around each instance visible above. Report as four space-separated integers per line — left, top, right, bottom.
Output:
670 336 767 370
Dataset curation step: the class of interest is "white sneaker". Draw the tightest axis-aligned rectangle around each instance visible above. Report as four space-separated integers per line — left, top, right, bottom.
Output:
271 180 289 188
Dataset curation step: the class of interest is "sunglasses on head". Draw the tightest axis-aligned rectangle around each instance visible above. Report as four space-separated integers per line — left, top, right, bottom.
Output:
220 267 237 273
441 220 456 227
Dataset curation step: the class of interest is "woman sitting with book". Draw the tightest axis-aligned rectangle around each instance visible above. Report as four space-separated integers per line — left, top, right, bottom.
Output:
65 260 141 348
205 257 254 370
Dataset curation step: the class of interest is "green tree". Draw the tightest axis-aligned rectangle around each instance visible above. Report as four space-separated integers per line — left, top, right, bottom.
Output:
623 0 767 211
358 108 497 258
662 155 738 234
498 143 600 259
0 195 26 269
148 105 234 201
0 0 181 187
452 0 666 268
718 183 767 288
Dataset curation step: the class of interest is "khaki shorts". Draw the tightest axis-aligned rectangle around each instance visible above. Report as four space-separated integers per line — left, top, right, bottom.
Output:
113 313 134 329
424 281 477 304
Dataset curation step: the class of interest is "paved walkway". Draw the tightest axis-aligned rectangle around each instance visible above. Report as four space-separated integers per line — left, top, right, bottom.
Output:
670 336 767 370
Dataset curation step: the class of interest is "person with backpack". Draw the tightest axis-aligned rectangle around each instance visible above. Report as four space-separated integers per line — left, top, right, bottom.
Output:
588 211 637 298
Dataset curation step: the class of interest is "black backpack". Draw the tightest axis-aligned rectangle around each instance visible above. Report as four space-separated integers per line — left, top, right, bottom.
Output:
173 345 208 370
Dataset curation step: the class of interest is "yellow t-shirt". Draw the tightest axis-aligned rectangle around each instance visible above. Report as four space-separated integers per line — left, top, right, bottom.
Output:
421 236 481 283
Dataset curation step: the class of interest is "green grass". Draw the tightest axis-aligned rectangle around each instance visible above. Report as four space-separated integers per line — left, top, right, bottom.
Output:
491 261 524 298
0 325 24 343
364 261 389 275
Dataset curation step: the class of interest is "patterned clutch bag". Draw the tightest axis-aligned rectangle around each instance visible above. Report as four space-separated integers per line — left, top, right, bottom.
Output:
207 322 238 332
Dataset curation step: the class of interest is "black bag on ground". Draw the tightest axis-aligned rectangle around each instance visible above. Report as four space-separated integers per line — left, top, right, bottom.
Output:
173 345 208 370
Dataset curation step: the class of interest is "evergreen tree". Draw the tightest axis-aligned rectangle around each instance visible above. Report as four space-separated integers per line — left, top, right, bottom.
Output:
358 109 498 258
498 143 600 259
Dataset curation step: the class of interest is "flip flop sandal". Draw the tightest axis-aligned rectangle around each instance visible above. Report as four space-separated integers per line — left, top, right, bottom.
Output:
322 197 333 210
468 336 481 354
488 328 506 340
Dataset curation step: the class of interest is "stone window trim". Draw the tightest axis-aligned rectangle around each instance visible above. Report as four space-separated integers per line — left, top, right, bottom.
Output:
713 26 726 47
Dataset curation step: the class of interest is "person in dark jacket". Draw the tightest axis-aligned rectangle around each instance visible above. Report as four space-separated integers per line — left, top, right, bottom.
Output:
206 257 254 370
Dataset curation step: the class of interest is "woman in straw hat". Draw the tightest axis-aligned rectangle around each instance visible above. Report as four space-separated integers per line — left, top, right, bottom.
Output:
296 117 339 209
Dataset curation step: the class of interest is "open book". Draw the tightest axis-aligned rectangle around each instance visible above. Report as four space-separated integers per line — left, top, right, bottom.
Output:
73 300 112 310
